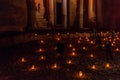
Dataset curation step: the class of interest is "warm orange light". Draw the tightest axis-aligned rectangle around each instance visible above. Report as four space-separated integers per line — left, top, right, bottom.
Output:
105 63 111 68
90 41 94 44
29 65 37 71
83 47 86 50
91 65 96 70
79 71 83 77
40 40 44 44
67 60 72 64
115 48 119 51
90 54 94 58
51 63 59 70
38 48 44 52
69 44 73 47
40 56 46 60
67 32 70 35
117 37 119 40
57 32 60 35
56 37 60 41
46 33 50 36
72 48 76 51
71 52 77 56
75 71 86 79
35 33 37 36
109 39 112 42
111 43 114 46
77 40 81 43
21 57 26 63
86 39 89 42
103 38 106 41
79 37 81 40
102 44 105 47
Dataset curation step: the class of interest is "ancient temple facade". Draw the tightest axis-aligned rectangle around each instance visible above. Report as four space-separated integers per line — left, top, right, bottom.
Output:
0 0 119 32
32 0 103 29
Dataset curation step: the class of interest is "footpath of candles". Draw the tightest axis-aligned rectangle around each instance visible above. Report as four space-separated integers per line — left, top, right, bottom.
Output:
0 31 120 80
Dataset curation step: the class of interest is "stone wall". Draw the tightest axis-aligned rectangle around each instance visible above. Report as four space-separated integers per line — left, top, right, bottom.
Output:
103 0 120 29
69 0 77 27
0 0 27 33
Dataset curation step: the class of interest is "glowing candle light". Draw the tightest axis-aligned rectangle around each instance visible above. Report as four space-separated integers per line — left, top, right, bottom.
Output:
38 48 44 52
57 32 60 35
113 41 116 44
56 37 60 41
72 48 76 51
46 33 50 36
107 31 109 34
71 52 77 56
90 54 94 58
77 40 81 43
69 44 73 47
117 32 119 34
79 37 81 40
35 33 38 36
78 71 83 77
51 63 59 70
86 39 89 42
29 65 37 71
66 60 72 64
91 65 96 70
21 57 26 63
105 63 111 69
54 46 57 50
83 47 86 50
76 32 78 35
40 40 44 44
40 56 46 60
103 38 106 41
67 32 70 35
115 48 119 51
85 37 88 39
117 37 119 40
75 71 86 79
90 41 94 44
114 39 116 41
111 43 114 46
109 36 111 39
102 44 105 47
109 39 112 42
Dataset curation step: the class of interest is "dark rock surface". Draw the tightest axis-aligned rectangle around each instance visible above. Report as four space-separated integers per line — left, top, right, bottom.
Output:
0 0 27 32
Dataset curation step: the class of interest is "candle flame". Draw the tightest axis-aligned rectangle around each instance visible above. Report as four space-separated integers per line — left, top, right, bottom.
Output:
21 57 26 63
105 63 111 68
90 54 94 58
79 71 83 77
91 65 96 70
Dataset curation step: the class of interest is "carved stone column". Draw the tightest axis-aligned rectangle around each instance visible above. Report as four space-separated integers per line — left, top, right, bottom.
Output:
96 0 103 27
49 0 55 27
79 0 84 28
88 0 95 23
62 0 67 28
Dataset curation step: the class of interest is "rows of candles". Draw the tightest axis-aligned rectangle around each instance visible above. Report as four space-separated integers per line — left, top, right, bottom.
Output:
15 31 120 79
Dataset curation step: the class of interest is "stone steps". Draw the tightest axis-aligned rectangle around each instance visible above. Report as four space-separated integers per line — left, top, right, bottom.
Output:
35 12 48 29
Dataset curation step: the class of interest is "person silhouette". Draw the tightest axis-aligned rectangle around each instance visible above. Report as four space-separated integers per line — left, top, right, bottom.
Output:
105 41 113 61
56 42 65 60
96 34 101 48
37 3 40 12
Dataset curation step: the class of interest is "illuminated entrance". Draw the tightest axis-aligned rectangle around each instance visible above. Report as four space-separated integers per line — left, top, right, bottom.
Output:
29 0 102 29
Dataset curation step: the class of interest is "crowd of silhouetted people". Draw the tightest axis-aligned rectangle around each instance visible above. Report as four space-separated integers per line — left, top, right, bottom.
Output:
55 30 115 62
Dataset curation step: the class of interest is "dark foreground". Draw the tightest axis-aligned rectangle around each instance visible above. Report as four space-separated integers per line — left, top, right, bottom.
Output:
0 31 120 80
